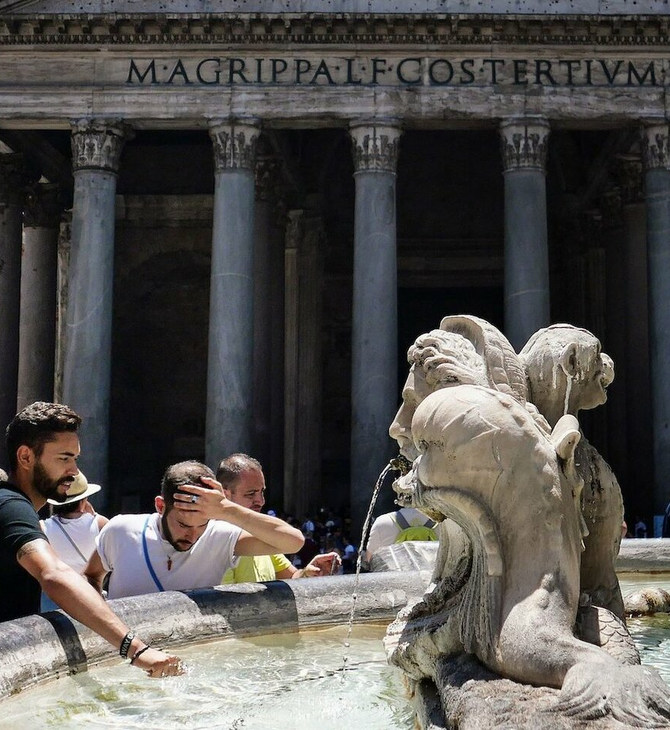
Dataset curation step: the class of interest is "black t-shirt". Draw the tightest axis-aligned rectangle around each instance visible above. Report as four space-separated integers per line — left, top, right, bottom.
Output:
0 484 48 622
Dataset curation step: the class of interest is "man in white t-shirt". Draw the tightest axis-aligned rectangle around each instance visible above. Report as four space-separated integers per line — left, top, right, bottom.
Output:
84 460 304 599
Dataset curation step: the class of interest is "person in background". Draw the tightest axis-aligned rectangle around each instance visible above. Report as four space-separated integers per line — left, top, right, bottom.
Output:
0 468 7 482
365 506 437 562
40 472 108 610
218 454 340 583
1 401 182 677
85 460 305 598
634 516 648 539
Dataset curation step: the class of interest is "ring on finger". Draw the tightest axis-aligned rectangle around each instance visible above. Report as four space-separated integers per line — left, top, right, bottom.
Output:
190 495 199 504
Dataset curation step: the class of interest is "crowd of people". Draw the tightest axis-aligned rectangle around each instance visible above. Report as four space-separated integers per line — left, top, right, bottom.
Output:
0 401 382 679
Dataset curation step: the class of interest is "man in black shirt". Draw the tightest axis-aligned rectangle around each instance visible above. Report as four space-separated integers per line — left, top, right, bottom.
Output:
0 401 183 678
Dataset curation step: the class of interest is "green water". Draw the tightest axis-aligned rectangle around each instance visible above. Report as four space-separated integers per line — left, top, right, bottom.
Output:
3 578 670 729
0 625 413 730
620 574 670 683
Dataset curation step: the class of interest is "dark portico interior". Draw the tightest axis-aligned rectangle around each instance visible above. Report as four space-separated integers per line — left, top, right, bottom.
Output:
4 125 652 523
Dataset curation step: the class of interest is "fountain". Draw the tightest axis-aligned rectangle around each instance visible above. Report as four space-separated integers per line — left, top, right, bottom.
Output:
381 315 670 729
2 315 670 730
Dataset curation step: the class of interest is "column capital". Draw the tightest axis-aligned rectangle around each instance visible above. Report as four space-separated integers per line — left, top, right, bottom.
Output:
209 119 261 172
499 117 550 172
23 182 65 228
614 154 644 205
0 153 39 205
70 119 133 174
641 123 670 171
349 120 403 174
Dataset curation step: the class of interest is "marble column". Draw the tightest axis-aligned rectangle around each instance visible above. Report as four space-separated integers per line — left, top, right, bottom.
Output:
599 188 627 489
17 183 63 411
252 147 284 491
0 155 33 440
283 207 324 518
349 120 402 535
206 120 260 467
614 155 653 520
63 119 130 495
54 211 72 404
500 117 551 350
642 124 670 517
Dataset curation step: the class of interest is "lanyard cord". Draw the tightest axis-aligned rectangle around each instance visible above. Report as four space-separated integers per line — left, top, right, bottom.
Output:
141 516 165 592
52 516 88 564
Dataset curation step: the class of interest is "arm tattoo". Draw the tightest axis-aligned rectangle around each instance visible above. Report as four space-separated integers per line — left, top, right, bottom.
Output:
17 541 43 560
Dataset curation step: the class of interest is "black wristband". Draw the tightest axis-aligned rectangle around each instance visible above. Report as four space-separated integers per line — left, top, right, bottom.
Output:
130 644 151 665
119 631 135 658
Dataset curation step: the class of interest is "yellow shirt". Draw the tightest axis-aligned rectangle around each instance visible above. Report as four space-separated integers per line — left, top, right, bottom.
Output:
222 554 293 584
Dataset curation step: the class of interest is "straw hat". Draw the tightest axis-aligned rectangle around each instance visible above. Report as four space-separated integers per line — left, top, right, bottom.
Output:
47 471 102 506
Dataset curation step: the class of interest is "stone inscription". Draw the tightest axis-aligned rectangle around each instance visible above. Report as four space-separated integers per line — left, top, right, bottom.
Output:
128 56 664 87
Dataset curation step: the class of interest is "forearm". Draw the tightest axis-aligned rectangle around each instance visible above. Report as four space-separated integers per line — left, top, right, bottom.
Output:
223 503 304 553
41 564 130 650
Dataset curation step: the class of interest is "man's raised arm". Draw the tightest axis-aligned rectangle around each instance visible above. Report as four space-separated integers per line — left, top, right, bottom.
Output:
173 478 304 556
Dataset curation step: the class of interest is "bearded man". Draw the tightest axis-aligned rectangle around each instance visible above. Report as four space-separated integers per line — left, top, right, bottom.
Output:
0 401 182 678
84 459 305 598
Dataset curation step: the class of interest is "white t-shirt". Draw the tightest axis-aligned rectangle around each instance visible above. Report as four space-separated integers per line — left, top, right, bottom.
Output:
96 513 241 599
43 512 101 573
365 508 430 559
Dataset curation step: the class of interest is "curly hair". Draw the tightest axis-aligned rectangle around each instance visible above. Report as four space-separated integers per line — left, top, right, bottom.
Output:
5 402 81 471
407 329 487 388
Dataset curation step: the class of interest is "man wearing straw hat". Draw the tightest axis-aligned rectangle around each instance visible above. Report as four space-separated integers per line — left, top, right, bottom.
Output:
42 472 108 574
40 472 109 610
0 401 183 677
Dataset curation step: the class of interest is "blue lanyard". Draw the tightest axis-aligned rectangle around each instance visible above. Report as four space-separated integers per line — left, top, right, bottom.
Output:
141 516 165 592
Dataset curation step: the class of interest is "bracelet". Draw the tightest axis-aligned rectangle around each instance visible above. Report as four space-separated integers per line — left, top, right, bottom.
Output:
130 645 151 665
119 631 136 658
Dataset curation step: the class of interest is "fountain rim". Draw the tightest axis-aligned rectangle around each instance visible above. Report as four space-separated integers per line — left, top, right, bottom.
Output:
0 570 431 701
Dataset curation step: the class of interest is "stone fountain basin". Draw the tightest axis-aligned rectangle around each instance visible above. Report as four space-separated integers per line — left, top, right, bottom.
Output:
0 570 431 701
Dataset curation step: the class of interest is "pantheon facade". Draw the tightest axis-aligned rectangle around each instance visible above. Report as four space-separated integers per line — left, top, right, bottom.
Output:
0 0 668 533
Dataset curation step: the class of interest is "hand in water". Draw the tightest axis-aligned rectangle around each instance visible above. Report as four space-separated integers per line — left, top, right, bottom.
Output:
134 647 185 677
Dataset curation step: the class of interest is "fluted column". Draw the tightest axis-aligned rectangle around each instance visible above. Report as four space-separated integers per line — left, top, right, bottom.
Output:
614 155 653 520
349 120 402 534
252 147 283 483
54 211 72 404
283 206 325 517
17 183 63 410
0 155 34 440
63 119 130 497
642 124 670 518
206 119 260 466
500 117 551 350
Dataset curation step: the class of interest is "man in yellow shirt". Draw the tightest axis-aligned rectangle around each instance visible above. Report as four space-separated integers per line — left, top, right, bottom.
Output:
218 454 340 583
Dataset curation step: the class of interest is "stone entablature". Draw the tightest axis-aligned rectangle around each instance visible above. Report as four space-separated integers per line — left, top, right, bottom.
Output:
3 0 670 16
0 7 667 127
0 14 669 45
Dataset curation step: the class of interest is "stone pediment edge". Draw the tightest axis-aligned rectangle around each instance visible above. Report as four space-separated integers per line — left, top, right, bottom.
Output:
3 0 670 14
0 12 667 46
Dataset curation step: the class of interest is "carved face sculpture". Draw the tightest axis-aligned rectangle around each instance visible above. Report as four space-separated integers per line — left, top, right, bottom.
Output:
389 365 436 461
568 343 614 413
520 325 615 419
390 330 489 461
